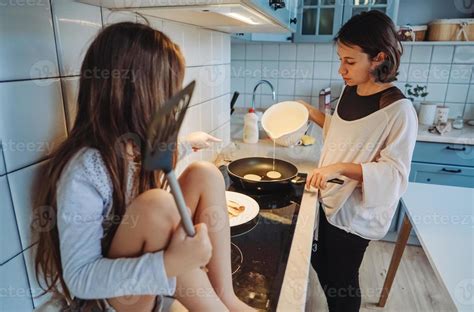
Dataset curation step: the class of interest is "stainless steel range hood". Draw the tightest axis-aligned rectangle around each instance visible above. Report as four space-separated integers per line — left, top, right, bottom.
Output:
78 0 292 33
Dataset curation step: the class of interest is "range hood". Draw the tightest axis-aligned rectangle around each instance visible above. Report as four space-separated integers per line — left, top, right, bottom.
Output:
78 0 293 33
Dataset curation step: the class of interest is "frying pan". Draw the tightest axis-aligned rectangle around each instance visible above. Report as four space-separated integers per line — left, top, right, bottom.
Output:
227 157 343 192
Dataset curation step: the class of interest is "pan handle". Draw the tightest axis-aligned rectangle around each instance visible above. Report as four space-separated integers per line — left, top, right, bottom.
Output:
328 178 344 185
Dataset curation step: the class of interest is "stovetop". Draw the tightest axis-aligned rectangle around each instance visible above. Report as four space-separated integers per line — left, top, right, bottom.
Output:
219 166 306 311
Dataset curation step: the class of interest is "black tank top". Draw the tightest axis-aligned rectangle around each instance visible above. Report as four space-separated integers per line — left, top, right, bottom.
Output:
337 85 406 121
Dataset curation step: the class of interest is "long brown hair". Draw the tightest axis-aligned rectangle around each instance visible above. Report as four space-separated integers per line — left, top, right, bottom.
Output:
33 22 185 302
335 10 402 83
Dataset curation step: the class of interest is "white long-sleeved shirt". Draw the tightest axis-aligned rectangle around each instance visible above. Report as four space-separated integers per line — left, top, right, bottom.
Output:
318 93 418 240
57 148 177 299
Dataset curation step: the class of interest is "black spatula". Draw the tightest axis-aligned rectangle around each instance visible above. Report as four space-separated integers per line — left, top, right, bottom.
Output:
143 81 196 237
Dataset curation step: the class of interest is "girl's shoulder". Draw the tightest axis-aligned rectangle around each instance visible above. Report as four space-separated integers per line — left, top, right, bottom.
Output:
59 147 113 202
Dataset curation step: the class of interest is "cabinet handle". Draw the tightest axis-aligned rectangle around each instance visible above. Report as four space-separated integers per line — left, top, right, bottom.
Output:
445 146 466 151
441 168 462 173
290 17 298 24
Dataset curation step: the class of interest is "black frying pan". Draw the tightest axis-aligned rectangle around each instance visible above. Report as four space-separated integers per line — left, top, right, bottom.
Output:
227 157 343 192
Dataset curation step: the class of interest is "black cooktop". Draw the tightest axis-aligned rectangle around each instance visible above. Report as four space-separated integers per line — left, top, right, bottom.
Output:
219 166 306 311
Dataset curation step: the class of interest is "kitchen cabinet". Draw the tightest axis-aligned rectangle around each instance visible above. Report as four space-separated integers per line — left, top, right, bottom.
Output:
294 0 399 43
232 0 299 42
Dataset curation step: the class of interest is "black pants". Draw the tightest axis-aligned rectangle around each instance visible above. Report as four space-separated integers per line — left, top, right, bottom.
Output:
311 205 370 312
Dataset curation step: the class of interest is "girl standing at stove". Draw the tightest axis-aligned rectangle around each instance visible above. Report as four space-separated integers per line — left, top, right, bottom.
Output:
299 11 417 312
33 22 253 312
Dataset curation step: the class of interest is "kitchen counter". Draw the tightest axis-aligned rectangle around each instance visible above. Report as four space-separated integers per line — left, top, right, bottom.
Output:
215 113 323 311
416 123 474 145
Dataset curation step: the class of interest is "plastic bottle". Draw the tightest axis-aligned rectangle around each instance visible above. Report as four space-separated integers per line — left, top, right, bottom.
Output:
243 108 259 143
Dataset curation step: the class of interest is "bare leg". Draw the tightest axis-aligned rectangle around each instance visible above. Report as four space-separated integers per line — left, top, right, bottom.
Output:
178 162 254 311
106 188 227 311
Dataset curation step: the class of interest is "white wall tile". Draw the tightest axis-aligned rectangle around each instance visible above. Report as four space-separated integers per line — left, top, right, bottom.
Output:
183 24 201 67
245 93 258 109
234 92 246 108
428 64 451 83
314 43 333 61
0 80 67 173
410 45 433 63
212 31 224 65
61 76 80 131
0 1 59 81
198 66 213 102
312 80 331 97
184 67 201 106
231 61 246 78
467 85 474 103
246 43 262 60
330 81 344 97
426 83 448 103
101 8 137 25
400 45 412 63
0 253 34 311
330 62 340 80
200 100 213 133
262 44 279 61
431 46 454 63
313 62 332 79
453 46 474 64
231 44 246 60
52 0 102 76
443 103 466 119
199 29 213 66
214 94 230 130
245 61 262 78
259 79 277 95
449 64 472 84
261 94 276 108
0 142 5 176
277 79 295 95
180 104 201 138
295 62 314 79
408 63 429 82
445 84 469 103
262 61 279 79
245 77 262 94
279 44 297 61
0 176 22 264
223 34 231 64
294 79 313 97
296 44 315 62
232 77 245 94
279 61 296 79
398 63 409 82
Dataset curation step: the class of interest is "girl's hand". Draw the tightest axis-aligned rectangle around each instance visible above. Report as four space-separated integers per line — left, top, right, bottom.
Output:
184 131 222 151
163 223 212 277
306 164 342 190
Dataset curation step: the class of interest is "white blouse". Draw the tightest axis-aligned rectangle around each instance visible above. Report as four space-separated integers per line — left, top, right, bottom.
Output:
318 94 418 240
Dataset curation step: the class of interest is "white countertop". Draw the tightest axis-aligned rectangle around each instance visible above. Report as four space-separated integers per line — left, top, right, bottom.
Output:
214 113 323 311
416 123 474 145
402 183 474 311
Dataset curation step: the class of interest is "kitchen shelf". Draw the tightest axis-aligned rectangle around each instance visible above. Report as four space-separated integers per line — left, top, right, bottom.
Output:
401 41 474 45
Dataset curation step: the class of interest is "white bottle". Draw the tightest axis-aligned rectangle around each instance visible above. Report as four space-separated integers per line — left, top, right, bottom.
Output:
243 108 259 143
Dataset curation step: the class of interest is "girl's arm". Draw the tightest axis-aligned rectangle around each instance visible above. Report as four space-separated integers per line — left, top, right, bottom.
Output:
297 100 325 128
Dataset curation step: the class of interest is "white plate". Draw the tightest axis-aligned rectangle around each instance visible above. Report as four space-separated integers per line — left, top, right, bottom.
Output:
226 191 259 227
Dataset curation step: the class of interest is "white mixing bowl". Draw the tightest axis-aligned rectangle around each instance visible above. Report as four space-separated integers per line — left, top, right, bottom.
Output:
261 101 309 147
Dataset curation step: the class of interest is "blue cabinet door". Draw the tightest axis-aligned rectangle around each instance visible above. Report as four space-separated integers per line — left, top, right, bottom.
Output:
342 0 399 25
413 142 474 168
410 162 474 188
294 0 344 43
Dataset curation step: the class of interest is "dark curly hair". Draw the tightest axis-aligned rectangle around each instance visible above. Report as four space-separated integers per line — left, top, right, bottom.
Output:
335 10 402 83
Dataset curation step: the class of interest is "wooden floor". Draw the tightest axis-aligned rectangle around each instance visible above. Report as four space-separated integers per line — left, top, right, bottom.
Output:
305 241 457 312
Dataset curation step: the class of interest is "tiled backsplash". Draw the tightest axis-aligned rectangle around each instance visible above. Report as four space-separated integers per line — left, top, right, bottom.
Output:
231 42 474 120
0 1 230 309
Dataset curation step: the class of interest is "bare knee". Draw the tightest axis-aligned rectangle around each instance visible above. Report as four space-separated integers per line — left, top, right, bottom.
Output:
183 161 224 186
130 189 180 235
